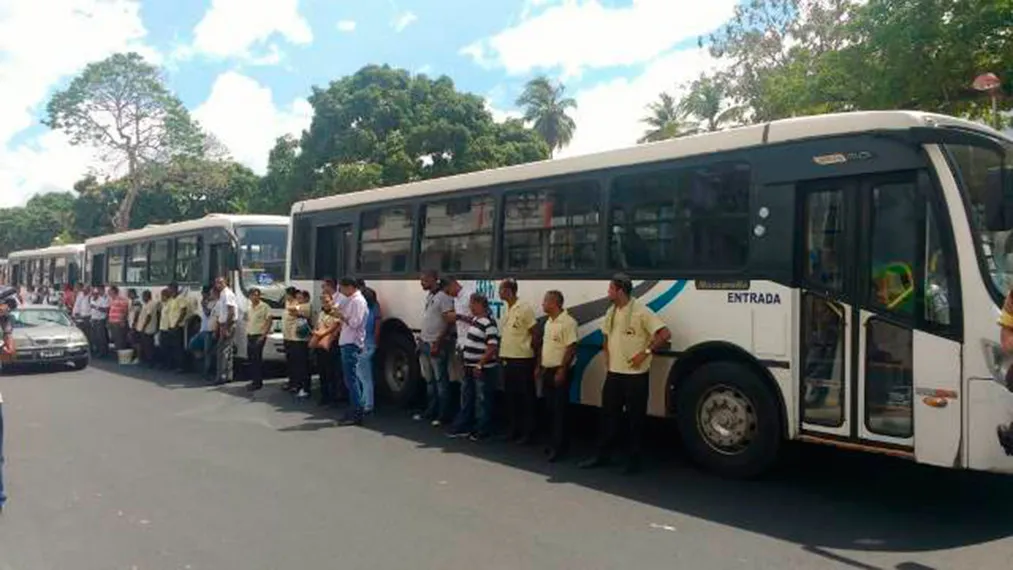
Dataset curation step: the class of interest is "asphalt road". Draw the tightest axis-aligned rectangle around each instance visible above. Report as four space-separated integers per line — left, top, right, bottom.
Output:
0 362 1012 570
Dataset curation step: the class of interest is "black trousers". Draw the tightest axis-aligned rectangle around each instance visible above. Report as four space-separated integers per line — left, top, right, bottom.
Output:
169 327 185 371
91 319 109 357
285 340 311 392
247 335 265 386
316 346 337 402
597 372 650 461
139 332 155 366
541 366 572 452
503 358 536 439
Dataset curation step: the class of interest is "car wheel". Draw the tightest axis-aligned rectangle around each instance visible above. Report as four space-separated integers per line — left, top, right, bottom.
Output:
73 357 90 370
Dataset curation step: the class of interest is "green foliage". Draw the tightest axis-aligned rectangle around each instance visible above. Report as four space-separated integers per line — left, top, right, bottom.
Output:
0 192 77 256
638 93 697 143
44 52 207 231
516 76 577 153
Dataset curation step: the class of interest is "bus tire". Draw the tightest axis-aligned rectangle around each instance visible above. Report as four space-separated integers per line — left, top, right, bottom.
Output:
379 332 421 409
676 361 781 479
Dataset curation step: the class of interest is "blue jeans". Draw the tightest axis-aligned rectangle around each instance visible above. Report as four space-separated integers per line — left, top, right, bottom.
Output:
418 342 451 423
188 331 216 378
357 345 376 413
340 345 362 413
452 365 498 437
0 402 6 507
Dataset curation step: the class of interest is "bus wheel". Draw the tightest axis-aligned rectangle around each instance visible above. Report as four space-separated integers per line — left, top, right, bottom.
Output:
676 361 781 479
380 333 421 409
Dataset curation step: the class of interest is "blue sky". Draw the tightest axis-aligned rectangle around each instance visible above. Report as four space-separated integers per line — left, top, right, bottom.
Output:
0 0 737 207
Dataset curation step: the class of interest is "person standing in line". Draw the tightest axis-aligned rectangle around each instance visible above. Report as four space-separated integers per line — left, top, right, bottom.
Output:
442 276 473 387
282 287 312 396
579 274 672 475
213 276 238 385
357 281 381 416
107 286 130 353
156 289 173 369
73 283 92 349
244 287 272 391
46 286 63 307
136 290 158 367
165 282 188 373
89 285 110 358
311 292 341 404
498 278 539 444
189 287 215 381
414 270 454 426
126 289 142 362
63 284 75 312
0 288 17 513
538 290 579 462
336 278 368 426
448 293 500 442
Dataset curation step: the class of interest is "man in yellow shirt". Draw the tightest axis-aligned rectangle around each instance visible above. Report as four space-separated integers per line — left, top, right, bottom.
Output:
164 282 189 373
498 279 539 444
245 288 272 391
580 274 671 474
538 290 578 462
157 288 173 369
282 287 313 397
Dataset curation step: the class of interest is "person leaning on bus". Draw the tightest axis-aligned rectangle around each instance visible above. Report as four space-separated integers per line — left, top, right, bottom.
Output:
579 273 671 475
996 290 1013 454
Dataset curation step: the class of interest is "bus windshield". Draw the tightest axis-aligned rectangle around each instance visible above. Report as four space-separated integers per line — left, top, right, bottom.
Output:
947 141 1013 297
236 225 288 303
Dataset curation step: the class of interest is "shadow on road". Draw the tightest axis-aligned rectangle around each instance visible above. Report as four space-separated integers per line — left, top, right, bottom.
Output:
90 360 1013 559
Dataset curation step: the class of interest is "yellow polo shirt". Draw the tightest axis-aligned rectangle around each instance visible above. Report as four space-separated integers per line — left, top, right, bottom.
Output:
1000 291 1013 328
541 310 578 368
283 301 311 341
603 299 666 375
499 300 536 359
246 301 271 336
158 299 173 332
163 296 186 330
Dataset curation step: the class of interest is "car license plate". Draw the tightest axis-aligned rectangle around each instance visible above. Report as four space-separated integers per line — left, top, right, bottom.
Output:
40 350 63 358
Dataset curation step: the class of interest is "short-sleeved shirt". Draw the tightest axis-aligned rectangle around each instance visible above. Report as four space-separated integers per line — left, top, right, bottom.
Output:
163 296 186 329
419 290 454 344
108 296 130 324
73 293 90 318
159 299 174 332
499 300 536 359
90 295 109 321
461 316 499 368
246 301 271 336
602 299 666 375
542 310 579 368
453 288 473 349
282 301 311 342
137 300 159 334
216 287 238 325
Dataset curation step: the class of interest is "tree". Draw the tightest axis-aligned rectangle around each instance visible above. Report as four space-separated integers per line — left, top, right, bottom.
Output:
44 52 207 232
678 75 745 132
286 65 549 207
638 92 697 143
516 76 578 153
0 192 77 256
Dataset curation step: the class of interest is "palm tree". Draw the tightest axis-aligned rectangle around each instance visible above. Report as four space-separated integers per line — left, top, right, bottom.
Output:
638 92 697 143
515 76 577 154
678 75 744 132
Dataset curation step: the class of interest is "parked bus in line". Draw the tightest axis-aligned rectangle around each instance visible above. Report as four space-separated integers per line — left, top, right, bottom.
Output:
288 110 1013 477
7 244 86 293
84 214 290 362
0 259 8 286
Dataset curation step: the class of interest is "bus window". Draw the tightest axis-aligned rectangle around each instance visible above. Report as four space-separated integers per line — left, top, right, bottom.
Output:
291 216 313 279
149 240 173 283
804 189 845 291
868 181 919 316
420 195 495 273
175 236 203 284
924 204 953 327
108 247 126 284
609 162 750 271
503 181 600 272
126 244 148 284
360 207 413 273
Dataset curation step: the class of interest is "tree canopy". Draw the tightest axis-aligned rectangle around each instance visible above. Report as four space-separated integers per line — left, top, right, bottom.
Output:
516 76 578 154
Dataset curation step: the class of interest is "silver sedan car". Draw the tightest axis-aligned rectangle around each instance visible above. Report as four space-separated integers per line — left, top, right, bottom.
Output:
6 305 90 370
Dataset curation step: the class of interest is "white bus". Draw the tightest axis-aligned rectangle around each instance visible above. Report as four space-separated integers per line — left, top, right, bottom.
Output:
7 244 87 293
0 259 8 286
84 214 290 362
289 110 1013 477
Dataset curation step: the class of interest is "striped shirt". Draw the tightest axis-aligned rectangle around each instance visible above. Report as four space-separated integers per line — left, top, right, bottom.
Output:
461 316 499 368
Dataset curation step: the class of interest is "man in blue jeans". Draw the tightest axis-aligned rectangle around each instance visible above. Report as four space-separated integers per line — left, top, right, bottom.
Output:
413 270 454 426
336 278 369 426
0 287 17 512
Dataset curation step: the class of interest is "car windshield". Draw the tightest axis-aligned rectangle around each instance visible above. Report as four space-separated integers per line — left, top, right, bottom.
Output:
947 140 1013 297
10 308 72 328
236 225 288 305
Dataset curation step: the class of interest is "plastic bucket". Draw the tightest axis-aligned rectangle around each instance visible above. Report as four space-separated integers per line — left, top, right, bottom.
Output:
117 349 135 365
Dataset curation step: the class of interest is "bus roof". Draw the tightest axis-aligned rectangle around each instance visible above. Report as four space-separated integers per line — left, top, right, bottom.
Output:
8 243 86 260
85 214 290 248
293 110 1005 215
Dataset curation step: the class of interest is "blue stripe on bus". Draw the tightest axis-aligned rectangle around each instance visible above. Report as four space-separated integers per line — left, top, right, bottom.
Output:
570 280 688 403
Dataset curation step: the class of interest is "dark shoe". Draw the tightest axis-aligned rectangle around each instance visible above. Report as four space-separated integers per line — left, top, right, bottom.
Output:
578 456 609 470
446 429 470 439
337 414 362 427
469 432 490 443
515 434 534 446
246 383 263 392
545 447 567 463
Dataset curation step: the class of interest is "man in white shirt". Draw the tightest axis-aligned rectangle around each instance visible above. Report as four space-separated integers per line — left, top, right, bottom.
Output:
213 277 238 385
441 277 473 383
72 284 91 342
336 278 368 426
89 286 110 358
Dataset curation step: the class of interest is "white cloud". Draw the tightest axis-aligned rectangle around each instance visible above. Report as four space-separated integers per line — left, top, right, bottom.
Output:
462 0 736 76
557 48 721 158
0 0 154 207
187 0 312 62
336 20 356 32
392 11 417 32
193 72 312 174
487 101 522 124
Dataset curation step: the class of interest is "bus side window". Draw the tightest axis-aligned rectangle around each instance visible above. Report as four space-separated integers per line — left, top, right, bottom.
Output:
924 204 952 327
868 182 919 316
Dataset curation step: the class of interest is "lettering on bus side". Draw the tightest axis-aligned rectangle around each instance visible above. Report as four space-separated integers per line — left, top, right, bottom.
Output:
727 291 782 305
475 279 505 320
